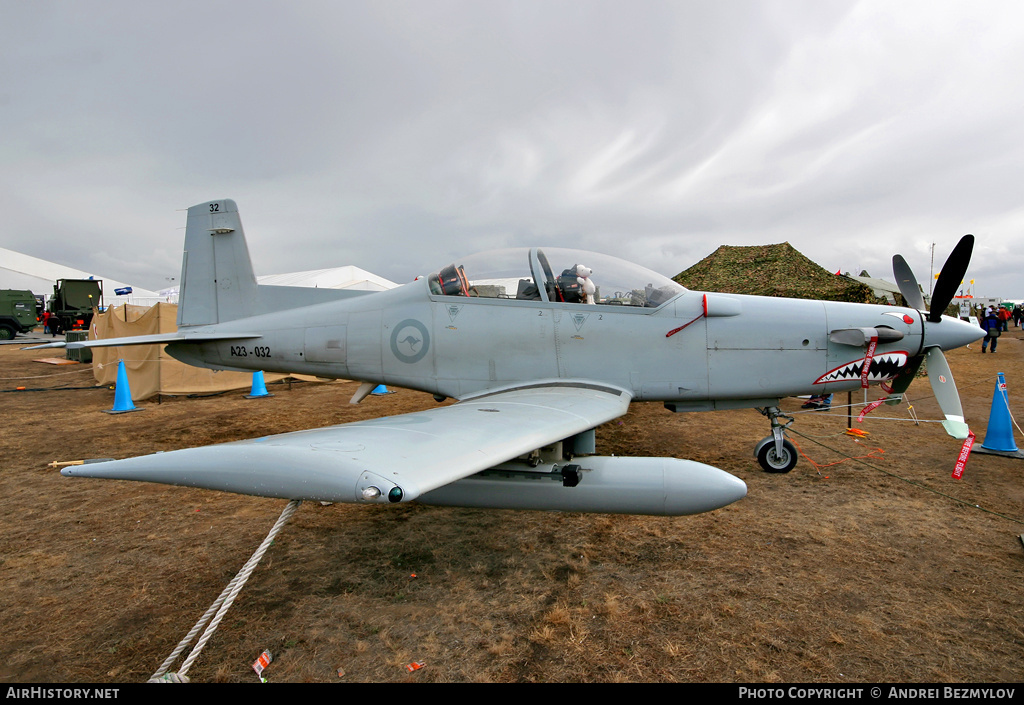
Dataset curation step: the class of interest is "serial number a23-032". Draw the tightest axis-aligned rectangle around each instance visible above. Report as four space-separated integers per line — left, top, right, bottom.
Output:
229 345 271 358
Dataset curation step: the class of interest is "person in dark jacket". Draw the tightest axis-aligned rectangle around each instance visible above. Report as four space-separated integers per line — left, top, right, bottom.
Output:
981 307 1001 353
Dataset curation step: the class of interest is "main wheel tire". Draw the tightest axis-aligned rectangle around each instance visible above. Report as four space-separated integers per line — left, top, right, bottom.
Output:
757 438 798 473
0 324 16 341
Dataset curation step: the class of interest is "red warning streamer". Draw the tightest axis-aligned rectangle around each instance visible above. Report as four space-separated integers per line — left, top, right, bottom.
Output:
860 335 878 389
666 309 707 338
857 397 888 423
952 431 976 480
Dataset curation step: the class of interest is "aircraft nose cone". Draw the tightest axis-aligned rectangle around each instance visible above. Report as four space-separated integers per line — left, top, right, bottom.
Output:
923 315 985 351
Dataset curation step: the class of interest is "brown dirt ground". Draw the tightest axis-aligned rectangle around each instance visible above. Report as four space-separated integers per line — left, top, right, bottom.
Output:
1 328 1022 684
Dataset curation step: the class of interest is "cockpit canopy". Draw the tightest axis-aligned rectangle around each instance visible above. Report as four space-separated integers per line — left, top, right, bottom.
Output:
427 247 686 308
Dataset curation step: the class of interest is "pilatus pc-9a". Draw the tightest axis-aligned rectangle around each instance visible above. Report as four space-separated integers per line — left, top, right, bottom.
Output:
58 200 983 516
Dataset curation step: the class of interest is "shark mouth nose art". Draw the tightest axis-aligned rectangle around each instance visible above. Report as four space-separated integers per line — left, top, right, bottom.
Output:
814 351 909 385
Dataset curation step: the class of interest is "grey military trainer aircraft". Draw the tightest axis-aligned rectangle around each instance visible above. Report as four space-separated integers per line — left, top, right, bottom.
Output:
56 199 983 516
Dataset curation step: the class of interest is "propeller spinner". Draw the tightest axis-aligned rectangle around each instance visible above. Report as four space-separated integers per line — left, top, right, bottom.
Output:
888 235 983 439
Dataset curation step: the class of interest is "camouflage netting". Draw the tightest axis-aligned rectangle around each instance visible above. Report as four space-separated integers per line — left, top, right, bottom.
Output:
673 242 886 304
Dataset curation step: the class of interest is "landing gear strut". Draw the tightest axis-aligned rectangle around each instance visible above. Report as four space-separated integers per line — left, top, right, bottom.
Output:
754 406 797 473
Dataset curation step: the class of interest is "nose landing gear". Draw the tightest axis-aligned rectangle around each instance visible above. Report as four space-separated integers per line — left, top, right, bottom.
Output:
754 406 798 473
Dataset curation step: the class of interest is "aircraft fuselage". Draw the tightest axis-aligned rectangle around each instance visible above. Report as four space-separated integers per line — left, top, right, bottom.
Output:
166 278 939 408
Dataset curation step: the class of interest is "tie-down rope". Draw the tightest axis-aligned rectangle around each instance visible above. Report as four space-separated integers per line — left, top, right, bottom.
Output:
148 499 303 683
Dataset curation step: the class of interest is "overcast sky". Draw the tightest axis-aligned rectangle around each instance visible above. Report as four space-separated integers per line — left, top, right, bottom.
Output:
3 0 1023 300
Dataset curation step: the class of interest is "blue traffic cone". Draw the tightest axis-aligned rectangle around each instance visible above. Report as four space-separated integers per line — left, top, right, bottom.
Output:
980 373 1018 452
246 371 273 399
104 360 142 414
371 384 389 395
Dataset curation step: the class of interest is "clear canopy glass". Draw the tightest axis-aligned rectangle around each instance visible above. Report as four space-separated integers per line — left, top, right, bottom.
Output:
427 247 686 308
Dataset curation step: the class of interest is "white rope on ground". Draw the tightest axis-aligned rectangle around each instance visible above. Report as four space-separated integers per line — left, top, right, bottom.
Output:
792 374 1012 428
995 383 1024 439
0 367 97 380
792 402 944 425
149 499 302 683
0 357 157 380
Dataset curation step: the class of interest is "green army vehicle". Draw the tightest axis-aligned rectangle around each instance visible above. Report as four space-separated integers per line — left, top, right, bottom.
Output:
46 279 103 335
0 289 39 340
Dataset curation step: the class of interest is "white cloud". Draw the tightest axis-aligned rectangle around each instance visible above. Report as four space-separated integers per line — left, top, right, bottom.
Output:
2 0 1023 297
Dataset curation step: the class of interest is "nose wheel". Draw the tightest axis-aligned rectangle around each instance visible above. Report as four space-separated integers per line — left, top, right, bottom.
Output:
755 437 798 473
755 406 798 473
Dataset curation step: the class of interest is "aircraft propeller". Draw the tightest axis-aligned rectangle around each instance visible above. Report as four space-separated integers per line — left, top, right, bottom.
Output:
886 235 977 439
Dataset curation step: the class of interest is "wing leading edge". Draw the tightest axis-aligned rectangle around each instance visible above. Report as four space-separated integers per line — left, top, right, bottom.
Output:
63 382 633 504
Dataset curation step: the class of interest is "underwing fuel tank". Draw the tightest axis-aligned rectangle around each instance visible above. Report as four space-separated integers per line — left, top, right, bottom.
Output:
418 457 747 516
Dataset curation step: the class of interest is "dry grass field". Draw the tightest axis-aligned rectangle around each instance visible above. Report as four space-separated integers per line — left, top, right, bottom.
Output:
1 328 1022 683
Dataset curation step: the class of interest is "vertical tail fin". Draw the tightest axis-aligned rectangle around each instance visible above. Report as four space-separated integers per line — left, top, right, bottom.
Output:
177 199 259 327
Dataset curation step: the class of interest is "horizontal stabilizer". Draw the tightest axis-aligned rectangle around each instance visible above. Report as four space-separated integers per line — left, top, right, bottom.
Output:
21 341 69 350
65 332 262 349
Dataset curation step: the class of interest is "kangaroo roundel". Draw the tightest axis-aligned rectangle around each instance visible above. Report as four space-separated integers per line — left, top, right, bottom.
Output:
391 319 430 363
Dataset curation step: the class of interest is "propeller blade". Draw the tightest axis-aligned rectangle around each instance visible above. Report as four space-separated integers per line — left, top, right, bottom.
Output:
929 235 974 322
886 354 925 397
925 348 969 438
892 254 926 311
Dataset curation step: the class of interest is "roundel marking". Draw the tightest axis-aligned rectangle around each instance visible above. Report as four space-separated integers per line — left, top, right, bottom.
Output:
390 319 430 364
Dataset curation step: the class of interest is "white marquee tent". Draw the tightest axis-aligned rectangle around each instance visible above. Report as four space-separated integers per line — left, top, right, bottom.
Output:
256 266 396 291
2 247 397 310
0 246 167 307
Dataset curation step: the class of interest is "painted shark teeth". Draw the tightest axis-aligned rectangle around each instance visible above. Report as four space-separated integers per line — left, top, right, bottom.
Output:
814 351 909 385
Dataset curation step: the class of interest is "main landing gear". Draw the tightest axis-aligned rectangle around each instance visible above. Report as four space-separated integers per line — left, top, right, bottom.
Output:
754 406 797 473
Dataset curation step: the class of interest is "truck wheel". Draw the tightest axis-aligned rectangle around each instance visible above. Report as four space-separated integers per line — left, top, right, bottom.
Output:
756 439 798 473
0 324 16 340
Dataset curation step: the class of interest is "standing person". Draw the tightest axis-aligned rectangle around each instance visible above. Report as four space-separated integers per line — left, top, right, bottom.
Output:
43 311 60 336
981 307 1001 353
998 305 1011 332
802 394 833 410
1013 305 1022 328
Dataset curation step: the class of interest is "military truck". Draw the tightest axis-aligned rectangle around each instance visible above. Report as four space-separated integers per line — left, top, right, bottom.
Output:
0 289 39 340
46 279 103 335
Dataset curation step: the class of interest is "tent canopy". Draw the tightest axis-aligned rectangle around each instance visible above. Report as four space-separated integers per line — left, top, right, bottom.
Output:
674 242 885 304
91 303 291 400
0 246 165 307
257 266 396 291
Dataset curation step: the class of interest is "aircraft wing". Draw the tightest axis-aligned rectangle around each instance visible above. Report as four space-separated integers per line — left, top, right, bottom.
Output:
63 382 633 504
